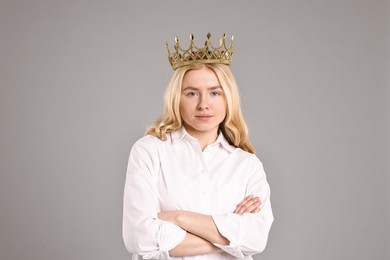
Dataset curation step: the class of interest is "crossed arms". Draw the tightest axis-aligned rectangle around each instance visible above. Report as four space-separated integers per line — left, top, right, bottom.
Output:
158 195 261 256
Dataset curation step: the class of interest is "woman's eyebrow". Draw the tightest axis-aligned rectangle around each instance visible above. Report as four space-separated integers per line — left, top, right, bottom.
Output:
182 86 198 91
208 86 222 90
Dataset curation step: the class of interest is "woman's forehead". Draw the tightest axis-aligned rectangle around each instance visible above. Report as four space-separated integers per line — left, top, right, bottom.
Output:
182 67 221 88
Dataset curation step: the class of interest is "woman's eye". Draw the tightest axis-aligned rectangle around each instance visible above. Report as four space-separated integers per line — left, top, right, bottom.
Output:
210 91 221 96
186 92 197 97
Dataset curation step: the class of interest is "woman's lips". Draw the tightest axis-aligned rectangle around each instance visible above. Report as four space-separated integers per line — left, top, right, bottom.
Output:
195 115 213 120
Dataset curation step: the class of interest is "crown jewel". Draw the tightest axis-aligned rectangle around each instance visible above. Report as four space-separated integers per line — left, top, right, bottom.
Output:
166 33 234 70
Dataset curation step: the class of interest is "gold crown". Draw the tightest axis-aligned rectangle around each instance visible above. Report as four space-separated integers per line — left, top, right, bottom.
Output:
166 33 234 70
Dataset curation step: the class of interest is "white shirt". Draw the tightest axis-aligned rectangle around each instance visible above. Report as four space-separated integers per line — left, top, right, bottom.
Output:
122 127 274 259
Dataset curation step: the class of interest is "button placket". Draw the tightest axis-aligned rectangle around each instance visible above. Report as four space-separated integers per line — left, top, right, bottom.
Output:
197 146 212 212
199 168 207 193
199 158 208 196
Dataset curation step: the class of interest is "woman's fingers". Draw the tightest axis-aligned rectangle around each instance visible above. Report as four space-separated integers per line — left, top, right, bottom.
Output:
233 195 253 213
234 195 261 215
252 208 260 213
241 198 261 214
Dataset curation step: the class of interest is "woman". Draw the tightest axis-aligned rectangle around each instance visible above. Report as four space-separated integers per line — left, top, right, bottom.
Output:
123 34 273 259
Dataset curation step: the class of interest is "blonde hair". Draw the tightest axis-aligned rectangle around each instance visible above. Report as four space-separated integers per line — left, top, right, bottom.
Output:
146 64 255 153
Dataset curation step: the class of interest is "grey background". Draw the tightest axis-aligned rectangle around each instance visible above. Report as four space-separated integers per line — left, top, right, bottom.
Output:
0 0 389 259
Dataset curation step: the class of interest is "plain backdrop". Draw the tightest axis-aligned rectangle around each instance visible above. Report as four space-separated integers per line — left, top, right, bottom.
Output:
0 0 389 259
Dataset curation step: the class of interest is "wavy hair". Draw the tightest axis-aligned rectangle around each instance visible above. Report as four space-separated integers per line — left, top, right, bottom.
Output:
146 64 255 153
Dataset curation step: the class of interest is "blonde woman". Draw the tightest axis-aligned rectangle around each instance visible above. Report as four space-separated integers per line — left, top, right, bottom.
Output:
123 34 273 259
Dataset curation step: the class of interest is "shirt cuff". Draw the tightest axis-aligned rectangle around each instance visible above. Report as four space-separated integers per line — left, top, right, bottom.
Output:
211 214 244 258
142 222 187 259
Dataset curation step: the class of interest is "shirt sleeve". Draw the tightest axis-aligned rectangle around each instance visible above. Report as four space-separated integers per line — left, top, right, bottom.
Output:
211 155 274 258
122 136 186 259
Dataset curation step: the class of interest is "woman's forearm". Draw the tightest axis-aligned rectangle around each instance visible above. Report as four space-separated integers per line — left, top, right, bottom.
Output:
159 210 229 245
177 211 229 245
169 232 220 257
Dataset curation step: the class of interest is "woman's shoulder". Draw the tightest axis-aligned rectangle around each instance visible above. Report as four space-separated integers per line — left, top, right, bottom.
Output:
132 134 170 150
231 146 264 167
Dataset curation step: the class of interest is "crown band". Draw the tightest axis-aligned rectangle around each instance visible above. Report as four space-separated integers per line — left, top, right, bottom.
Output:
166 33 234 70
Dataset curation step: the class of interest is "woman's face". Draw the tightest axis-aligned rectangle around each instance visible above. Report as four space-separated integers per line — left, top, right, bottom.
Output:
179 66 227 139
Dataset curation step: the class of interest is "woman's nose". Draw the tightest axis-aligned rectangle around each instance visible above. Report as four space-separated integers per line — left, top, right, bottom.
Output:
197 95 209 110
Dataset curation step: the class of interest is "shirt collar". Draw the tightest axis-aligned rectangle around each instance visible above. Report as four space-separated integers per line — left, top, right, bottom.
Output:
170 126 235 153
214 131 235 153
170 126 188 143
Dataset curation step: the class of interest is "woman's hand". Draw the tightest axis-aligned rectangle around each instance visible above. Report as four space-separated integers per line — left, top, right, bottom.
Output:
233 195 261 214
